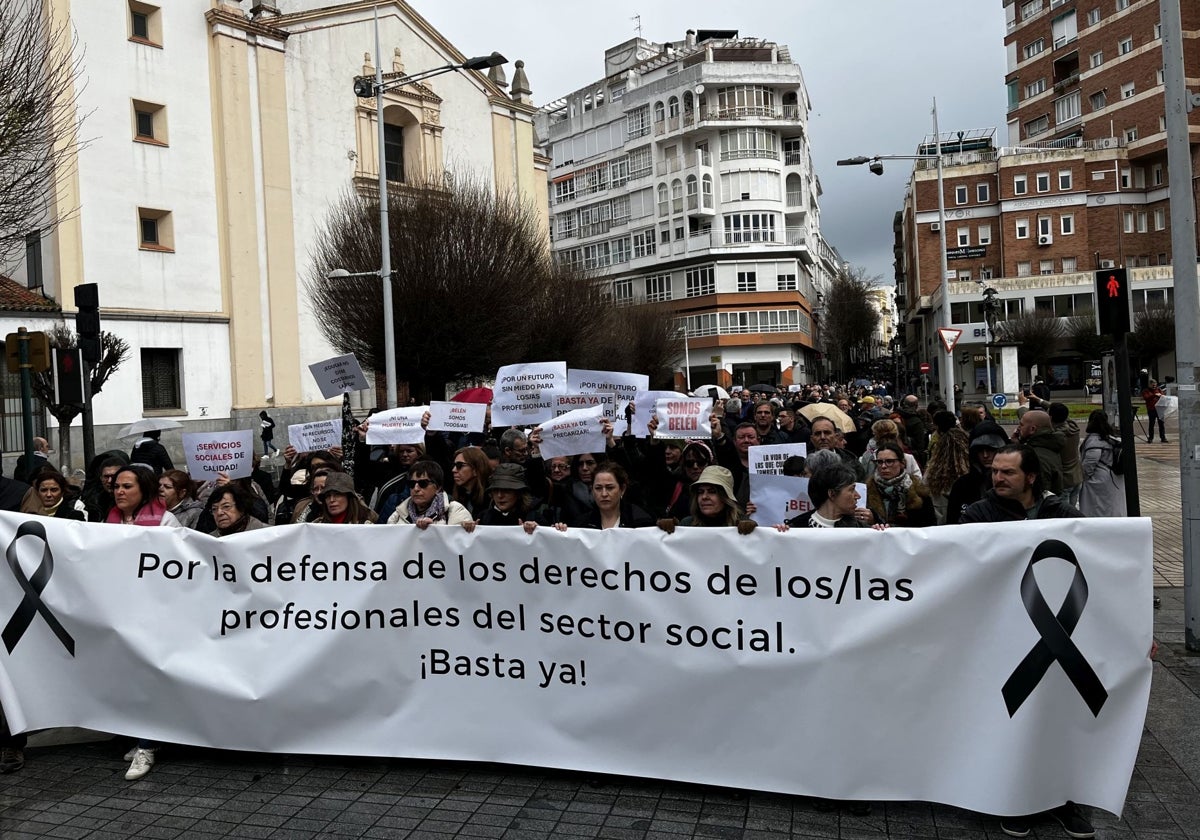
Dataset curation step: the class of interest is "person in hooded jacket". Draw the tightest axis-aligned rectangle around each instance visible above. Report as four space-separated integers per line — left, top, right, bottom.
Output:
1014 409 1065 495
1049 402 1083 508
945 421 1008 525
958 445 1079 523
128 430 174 475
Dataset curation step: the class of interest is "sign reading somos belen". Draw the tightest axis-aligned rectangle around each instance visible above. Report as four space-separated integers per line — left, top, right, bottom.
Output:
0 516 1151 816
182 430 254 479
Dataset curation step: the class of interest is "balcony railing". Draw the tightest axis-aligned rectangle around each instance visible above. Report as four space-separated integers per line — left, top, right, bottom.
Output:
720 148 782 162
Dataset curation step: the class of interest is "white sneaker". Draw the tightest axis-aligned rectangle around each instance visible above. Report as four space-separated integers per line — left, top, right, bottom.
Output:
123 746 135 761
125 748 155 780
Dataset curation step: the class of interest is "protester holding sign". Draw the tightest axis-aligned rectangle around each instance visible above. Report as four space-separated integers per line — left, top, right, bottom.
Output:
386 461 472 528
780 464 881 530
658 466 756 535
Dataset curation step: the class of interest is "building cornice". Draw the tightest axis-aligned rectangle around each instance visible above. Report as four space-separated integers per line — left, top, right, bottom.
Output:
204 7 290 43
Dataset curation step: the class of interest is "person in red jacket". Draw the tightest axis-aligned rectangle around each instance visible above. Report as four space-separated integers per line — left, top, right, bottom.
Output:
1141 379 1166 443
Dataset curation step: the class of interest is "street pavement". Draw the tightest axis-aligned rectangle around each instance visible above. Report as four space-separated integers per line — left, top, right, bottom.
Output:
2 435 1198 840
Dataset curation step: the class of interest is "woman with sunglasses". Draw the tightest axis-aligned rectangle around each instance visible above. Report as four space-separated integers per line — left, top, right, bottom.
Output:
449 447 492 517
386 460 472 528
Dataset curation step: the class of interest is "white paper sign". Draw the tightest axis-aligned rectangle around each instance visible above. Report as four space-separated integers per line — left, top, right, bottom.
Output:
536 405 605 459
1157 395 1178 418
492 362 567 426
632 391 690 438
0 515 1153 817
308 354 369 399
182 430 255 480
555 393 616 419
749 443 808 475
567 369 649 411
428 401 487 434
365 407 428 445
653 398 711 439
749 474 811 526
287 420 341 453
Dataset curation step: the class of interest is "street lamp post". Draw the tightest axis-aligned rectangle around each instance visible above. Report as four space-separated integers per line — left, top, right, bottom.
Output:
837 99 955 409
349 5 505 408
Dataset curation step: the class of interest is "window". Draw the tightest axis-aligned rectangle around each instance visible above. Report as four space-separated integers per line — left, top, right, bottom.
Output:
1025 115 1049 137
1060 213 1074 234
955 185 968 205
1120 81 1135 99
1038 217 1052 236
384 123 404 182
783 137 804 166
1115 0 1129 9
737 271 757 293
1090 90 1107 110
1016 218 1030 239
1087 8 1100 25
1058 170 1072 190
685 175 698 210
957 229 970 247
611 195 630 226
141 348 181 411
611 278 633 305
611 236 630 264
702 175 714 209
1123 211 1134 233
1120 167 1130 188
1017 261 1033 277
1124 126 1138 142
719 128 779 161
645 274 672 302
553 176 576 204
555 213 576 239
978 225 992 245
1089 50 1103 68
1152 165 1164 186
627 106 650 140
1118 37 1133 55
1014 174 1028 195
1025 78 1047 99
1054 91 1081 125
686 265 715 297
1021 0 1043 20
1153 21 1162 39
723 213 777 243
671 179 683 214
132 100 167 144
1024 38 1046 59
1136 211 1148 233
1154 208 1166 230
129 2 162 46
1036 172 1051 192
1155 68 1164 86
24 231 42 290
609 157 630 188
716 85 777 117
657 183 669 216
977 183 990 203
632 228 656 258
1062 257 1077 272
958 271 972 283
583 242 611 269
777 274 797 291
1040 260 1055 275
627 146 652 180
138 208 173 251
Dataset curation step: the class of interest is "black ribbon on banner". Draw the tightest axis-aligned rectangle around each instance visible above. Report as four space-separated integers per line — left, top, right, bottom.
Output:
2 520 75 656
1001 539 1106 717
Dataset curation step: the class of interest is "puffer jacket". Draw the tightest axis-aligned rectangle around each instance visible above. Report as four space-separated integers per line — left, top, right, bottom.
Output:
958 489 1081 523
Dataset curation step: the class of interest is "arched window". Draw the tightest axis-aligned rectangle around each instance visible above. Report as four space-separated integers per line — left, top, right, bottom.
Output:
683 91 694 113
701 175 714 209
671 178 683 214
657 183 669 216
685 175 698 210
583 94 593 113
654 101 665 123
786 173 803 207
668 96 680 117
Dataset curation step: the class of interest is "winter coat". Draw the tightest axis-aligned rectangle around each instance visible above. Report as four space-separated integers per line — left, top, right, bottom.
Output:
945 465 989 525
958 489 1081 523
1055 419 1083 489
865 475 935 527
1021 427 1065 495
129 438 174 475
572 500 656 529
1079 433 1126 517
896 405 929 462
923 427 970 497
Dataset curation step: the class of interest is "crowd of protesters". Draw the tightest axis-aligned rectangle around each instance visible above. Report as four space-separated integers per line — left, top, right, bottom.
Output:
0 378 1143 836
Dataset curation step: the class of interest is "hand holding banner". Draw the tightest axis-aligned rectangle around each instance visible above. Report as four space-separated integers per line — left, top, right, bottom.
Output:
428 401 486 434
183 430 255 479
308 354 369 400
287 420 341 453
536 405 606 459
365 407 429 445
492 362 566 426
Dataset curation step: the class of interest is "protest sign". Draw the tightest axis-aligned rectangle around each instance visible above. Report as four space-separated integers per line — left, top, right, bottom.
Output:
182 430 254 480
555 393 616 419
631 391 690 438
536 405 605 459
748 443 808 475
492 362 566 426
428 401 487 434
0 515 1152 816
750 475 866 526
365 407 428 445
566 369 648 412
1157 395 1178 418
287 420 341 453
653 398 711 439
308 354 369 399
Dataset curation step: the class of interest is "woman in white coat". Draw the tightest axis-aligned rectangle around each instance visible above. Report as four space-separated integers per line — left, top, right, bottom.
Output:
1079 410 1125 517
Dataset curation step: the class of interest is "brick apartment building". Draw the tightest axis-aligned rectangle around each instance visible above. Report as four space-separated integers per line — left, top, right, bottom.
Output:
895 0 1198 396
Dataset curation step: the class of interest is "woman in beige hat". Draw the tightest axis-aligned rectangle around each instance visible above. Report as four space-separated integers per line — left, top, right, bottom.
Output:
657 465 756 534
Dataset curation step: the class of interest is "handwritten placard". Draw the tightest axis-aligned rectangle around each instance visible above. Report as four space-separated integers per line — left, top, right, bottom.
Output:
491 362 566 426
287 420 341 453
365 407 429 445
748 443 808 475
567 369 648 412
631 391 689 438
537 405 606 459
555 393 617 419
308 354 370 400
428 401 487 434
182 430 254 480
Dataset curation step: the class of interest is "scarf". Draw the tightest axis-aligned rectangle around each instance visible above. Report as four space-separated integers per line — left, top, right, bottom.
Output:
404 491 448 524
105 498 168 527
874 471 912 520
216 515 253 537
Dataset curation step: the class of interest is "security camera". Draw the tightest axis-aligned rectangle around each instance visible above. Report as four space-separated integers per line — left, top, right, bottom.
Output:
868 159 884 176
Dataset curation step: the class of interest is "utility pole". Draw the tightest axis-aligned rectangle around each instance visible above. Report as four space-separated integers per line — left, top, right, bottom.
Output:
1160 0 1199 650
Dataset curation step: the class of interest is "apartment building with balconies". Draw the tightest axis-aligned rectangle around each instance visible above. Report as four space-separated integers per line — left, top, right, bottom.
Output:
535 29 833 389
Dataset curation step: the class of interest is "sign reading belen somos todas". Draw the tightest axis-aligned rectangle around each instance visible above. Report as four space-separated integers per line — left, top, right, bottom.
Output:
182 430 254 480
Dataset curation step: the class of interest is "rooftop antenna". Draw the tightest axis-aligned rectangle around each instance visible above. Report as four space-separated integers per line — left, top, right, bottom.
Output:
631 14 642 36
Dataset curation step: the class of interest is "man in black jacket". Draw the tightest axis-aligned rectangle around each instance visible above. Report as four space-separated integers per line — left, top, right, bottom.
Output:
959 445 1079 523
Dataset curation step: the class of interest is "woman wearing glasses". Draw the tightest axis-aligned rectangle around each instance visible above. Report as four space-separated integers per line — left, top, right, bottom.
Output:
207 484 267 536
863 442 934 528
386 460 473 528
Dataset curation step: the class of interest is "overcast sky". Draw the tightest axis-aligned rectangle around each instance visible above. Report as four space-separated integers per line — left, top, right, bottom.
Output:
420 1 1009 286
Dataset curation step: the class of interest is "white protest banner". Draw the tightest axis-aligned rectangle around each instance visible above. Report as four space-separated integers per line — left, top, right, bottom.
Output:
428 401 487 434
182 430 255 480
567 369 648 412
287 420 341 453
555 393 616 419
0 515 1151 816
365 407 429 445
491 362 566 426
748 443 808 475
749 473 811 526
308 353 369 399
536 405 605 459
653 398 711 439
632 390 690 438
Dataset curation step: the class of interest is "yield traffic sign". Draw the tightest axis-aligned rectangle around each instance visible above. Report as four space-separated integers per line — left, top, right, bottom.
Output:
938 327 963 354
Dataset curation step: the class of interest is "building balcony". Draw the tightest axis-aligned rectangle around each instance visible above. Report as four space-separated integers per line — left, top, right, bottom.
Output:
656 149 713 176
698 105 805 128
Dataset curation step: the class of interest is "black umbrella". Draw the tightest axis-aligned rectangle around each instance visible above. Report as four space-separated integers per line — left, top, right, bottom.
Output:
748 383 777 394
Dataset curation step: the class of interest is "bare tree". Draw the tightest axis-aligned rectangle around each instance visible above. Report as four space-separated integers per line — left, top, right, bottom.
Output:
1129 304 1175 370
820 265 880 381
1064 309 1112 359
0 2 87 270
305 178 681 400
31 323 130 465
994 311 1065 374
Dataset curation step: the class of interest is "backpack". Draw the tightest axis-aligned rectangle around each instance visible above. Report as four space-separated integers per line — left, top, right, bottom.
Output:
1108 436 1125 476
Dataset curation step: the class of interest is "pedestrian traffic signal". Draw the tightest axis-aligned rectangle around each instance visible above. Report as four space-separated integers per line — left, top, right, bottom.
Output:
53 347 85 405
1094 267 1130 336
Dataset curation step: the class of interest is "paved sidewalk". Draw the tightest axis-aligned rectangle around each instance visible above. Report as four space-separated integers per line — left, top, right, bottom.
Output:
3 444 1198 840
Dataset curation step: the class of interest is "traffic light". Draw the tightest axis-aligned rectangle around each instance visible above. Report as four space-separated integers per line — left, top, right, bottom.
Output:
53 347 84 405
1094 267 1130 336
74 282 101 365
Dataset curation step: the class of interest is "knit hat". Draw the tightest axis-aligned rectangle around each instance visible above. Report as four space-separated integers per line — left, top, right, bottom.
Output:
487 463 527 492
690 466 737 507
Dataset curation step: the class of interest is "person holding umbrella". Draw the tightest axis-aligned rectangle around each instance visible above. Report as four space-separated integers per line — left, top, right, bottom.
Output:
119 419 182 476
